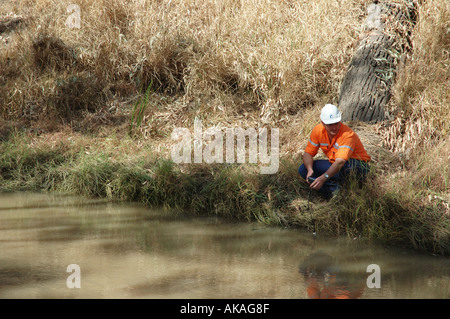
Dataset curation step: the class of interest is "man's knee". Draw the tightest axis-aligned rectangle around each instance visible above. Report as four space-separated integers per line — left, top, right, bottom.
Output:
298 164 307 179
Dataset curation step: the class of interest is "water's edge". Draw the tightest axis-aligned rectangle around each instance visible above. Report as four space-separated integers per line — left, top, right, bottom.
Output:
0 192 449 299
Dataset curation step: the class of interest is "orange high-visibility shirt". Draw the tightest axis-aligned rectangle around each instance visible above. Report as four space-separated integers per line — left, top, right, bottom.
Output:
304 123 371 163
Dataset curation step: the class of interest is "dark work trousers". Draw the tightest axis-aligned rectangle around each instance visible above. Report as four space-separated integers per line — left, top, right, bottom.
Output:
298 159 371 198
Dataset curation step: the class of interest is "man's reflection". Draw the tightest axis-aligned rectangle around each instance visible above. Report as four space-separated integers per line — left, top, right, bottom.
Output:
299 251 366 299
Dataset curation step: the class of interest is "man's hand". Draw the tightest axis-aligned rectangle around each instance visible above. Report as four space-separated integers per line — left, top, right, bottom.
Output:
303 153 315 182
306 169 314 182
310 175 327 190
308 158 346 190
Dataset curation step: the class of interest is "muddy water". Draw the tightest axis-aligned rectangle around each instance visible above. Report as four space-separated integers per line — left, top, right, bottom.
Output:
0 192 448 299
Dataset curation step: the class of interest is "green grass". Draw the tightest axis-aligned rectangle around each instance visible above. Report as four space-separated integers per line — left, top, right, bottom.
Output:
129 81 153 136
0 133 448 255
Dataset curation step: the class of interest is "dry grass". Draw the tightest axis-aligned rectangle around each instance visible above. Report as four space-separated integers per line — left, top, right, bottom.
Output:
1 0 447 179
0 0 449 253
381 0 449 154
376 0 449 208
1 0 369 130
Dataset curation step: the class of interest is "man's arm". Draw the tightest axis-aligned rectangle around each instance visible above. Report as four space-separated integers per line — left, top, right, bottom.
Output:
302 152 315 182
310 158 346 190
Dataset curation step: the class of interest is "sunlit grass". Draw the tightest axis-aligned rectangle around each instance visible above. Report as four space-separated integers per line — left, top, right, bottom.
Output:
0 0 448 254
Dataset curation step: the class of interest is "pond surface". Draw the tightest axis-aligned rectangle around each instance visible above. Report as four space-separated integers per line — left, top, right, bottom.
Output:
0 192 448 299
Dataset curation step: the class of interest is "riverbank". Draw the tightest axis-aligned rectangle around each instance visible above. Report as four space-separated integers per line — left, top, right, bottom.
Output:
0 129 448 255
1 0 449 255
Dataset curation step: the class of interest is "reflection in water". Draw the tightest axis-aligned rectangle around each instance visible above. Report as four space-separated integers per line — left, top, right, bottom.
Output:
0 192 449 299
299 251 366 299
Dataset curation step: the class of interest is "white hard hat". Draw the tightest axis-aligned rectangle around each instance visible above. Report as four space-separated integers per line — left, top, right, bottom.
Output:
320 104 341 124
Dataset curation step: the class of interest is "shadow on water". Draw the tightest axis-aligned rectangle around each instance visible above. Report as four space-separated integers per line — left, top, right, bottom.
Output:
0 265 59 291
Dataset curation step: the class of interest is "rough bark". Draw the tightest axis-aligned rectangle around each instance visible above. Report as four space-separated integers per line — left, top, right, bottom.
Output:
339 0 417 123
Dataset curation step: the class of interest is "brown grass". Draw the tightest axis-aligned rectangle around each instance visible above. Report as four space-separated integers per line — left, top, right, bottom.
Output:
381 0 449 154
0 0 448 252
0 0 369 130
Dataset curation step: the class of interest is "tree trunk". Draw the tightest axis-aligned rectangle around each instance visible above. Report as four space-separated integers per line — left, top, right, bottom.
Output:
339 0 417 123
